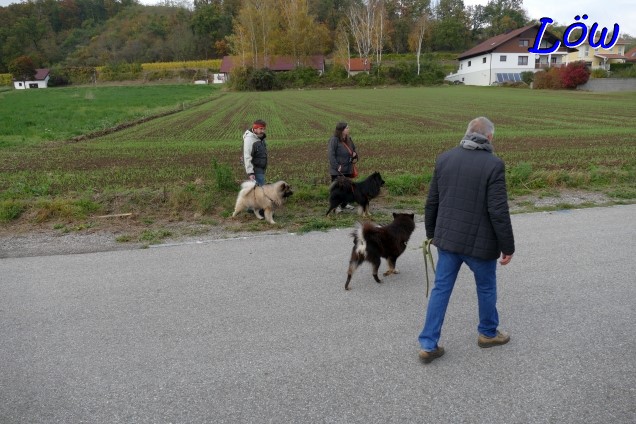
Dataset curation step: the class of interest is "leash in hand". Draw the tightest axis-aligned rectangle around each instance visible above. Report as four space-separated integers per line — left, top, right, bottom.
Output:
422 238 436 298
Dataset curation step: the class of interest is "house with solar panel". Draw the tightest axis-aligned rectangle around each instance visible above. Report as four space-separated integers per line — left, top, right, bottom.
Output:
445 24 575 86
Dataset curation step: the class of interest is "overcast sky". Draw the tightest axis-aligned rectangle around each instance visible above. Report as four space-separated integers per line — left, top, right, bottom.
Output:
0 0 633 38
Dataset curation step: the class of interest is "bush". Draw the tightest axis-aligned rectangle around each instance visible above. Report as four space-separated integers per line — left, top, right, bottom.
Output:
612 66 636 78
55 66 96 85
561 61 590 89
99 62 143 81
278 66 320 88
0 201 25 222
609 62 634 72
590 68 608 78
520 71 535 85
508 162 534 189
212 159 236 192
0 73 13 86
533 68 563 89
386 61 414 84
228 66 281 91
250 68 280 90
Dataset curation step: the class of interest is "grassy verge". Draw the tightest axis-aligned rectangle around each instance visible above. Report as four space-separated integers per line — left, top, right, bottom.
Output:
1 85 635 239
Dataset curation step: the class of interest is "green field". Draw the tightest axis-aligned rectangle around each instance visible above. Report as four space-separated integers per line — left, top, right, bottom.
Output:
1 85 635 238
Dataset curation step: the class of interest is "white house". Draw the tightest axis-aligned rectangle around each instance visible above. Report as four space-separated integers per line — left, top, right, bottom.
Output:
13 68 50 89
445 25 575 86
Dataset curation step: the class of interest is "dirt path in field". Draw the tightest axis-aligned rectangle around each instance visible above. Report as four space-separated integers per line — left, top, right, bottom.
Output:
0 189 624 258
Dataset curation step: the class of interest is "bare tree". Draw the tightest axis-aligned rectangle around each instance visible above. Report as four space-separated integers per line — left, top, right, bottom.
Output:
334 27 352 77
372 1 386 69
346 2 373 61
347 1 386 71
409 13 430 75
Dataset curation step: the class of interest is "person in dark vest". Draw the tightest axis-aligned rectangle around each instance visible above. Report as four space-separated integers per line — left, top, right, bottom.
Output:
418 116 515 364
243 119 268 186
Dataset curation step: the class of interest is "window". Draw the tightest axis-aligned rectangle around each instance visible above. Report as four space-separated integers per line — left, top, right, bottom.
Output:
540 40 552 49
468 60 472 67
518 56 528 65
483 57 487 64
519 39 529 47
500 55 507 62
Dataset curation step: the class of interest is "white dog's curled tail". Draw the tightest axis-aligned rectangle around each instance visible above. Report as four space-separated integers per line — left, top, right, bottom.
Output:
240 180 258 190
354 224 367 256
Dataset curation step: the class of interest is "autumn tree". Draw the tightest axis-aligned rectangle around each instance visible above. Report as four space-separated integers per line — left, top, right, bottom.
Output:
274 0 330 62
482 0 528 37
385 0 430 53
9 55 36 83
228 0 279 67
191 0 233 58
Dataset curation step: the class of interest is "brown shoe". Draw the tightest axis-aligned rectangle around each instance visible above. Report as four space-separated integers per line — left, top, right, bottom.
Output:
418 346 445 363
478 330 510 348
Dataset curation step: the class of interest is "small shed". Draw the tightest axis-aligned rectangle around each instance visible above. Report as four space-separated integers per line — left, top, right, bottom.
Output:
13 68 50 89
347 58 371 76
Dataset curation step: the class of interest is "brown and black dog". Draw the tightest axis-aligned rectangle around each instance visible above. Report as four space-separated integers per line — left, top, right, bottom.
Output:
345 212 416 290
326 172 385 217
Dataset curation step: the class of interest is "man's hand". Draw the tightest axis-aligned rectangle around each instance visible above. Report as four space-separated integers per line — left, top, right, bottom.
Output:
249 174 256 181
499 254 513 265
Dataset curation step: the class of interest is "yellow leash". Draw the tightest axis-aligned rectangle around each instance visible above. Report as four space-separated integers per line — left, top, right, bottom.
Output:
422 239 436 298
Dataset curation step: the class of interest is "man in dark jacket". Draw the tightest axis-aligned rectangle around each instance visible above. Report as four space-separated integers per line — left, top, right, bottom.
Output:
418 116 515 364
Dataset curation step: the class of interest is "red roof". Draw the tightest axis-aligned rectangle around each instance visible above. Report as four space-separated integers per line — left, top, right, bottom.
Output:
34 68 50 80
624 47 636 61
348 58 371 71
220 55 324 73
458 24 572 60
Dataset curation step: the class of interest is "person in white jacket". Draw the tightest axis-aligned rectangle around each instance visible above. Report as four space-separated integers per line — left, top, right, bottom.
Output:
243 120 268 186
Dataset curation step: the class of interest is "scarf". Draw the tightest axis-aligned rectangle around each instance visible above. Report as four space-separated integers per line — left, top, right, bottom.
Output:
460 133 493 152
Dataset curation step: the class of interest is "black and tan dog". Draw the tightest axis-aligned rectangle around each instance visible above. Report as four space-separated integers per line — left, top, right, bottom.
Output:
326 172 385 217
345 212 416 290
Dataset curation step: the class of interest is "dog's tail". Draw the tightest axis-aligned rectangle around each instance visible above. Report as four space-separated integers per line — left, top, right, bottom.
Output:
330 176 353 192
352 223 367 257
240 180 258 190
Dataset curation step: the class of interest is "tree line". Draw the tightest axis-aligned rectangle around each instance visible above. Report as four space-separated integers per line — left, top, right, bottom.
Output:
0 0 622 75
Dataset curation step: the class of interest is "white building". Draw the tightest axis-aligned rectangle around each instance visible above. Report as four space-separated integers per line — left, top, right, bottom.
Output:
445 24 575 86
13 68 50 89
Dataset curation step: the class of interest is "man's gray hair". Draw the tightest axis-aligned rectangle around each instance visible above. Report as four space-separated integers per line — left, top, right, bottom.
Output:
465 116 495 138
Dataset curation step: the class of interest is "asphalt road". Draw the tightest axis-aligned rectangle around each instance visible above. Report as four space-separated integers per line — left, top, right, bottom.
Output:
1 205 635 423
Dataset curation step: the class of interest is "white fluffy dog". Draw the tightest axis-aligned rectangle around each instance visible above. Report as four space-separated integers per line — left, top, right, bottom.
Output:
231 180 293 224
